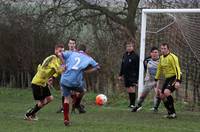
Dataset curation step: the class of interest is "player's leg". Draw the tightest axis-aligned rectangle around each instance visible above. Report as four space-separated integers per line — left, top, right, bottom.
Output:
61 85 71 126
71 87 86 113
161 79 171 115
71 91 77 113
25 84 53 120
127 85 136 108
132 81 152 112
74 91 86 113
152 96 161 112
164 89 176 118
56 86 64 113
63 96 70 126
124 78 133 108
162 76 177 118
125 78 137 108
151 87 161 112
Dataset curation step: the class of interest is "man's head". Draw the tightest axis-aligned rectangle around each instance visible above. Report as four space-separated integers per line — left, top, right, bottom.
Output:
54 43 64 56
160 43 170 56
150 47 159 60
126 41 134 53
77 44 86 52
68 38 76 51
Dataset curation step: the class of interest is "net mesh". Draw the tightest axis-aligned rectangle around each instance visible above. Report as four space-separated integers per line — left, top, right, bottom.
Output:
145 12 200 105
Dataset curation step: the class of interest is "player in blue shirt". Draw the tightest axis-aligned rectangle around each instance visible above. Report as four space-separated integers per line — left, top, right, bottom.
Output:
60 44 100 126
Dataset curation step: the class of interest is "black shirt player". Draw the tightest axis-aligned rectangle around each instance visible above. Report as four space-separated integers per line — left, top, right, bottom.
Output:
119 41 139 108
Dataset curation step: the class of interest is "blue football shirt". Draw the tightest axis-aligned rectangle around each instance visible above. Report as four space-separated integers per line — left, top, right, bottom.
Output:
60 51 99 88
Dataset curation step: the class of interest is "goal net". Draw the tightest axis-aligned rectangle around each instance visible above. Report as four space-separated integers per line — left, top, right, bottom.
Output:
139 9 200 104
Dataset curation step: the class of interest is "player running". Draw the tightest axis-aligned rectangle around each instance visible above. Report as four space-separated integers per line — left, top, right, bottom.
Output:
60 44 100 126
24 44 65 121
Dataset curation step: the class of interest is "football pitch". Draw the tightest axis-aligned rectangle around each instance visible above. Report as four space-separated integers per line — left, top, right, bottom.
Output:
0 88 200 132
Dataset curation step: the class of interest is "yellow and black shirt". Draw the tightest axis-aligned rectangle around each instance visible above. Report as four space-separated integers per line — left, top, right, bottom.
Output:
155 53 181 81
31 55 64 87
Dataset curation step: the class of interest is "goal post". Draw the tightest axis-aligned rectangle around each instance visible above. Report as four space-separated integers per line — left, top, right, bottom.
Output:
138 8 200 97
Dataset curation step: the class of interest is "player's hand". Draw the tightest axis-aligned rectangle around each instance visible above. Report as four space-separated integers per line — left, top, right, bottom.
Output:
48 77 53 86
175 81 181 89
154 88 160 96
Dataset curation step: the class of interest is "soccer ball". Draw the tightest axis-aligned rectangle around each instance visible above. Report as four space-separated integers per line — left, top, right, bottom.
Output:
96 94 107 106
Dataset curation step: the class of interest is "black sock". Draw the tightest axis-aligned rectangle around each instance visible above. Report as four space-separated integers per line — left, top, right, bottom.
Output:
137 96 145 107
75 93 84 107
163 98 171 114
129 93 136 106
26 104 41 116
154 96 161 109
62 96 64 106
167 95 176 114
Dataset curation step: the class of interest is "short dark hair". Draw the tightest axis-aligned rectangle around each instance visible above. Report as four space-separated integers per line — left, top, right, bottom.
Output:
55 43 64 49
68 38 76 43
126 39 135 44
77 44 86 52
150 47 159 52
160 42 169 49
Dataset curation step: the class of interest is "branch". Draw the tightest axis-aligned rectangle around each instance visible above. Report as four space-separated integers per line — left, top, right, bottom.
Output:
77 0 127 27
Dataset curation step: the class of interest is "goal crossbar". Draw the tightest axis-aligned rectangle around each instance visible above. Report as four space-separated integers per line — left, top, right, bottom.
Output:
143 8 200 13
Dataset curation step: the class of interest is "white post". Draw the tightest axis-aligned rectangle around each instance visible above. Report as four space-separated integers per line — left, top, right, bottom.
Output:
138 11 147 98
143 8 200 13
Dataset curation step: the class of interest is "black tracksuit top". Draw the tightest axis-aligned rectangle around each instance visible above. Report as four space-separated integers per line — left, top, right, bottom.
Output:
119 51 139 81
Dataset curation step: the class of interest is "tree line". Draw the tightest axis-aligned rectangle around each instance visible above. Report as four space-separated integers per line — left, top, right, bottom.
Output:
0 0 200 105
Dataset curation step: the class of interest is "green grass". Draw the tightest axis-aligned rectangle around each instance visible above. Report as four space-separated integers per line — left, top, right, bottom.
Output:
0 88 200 132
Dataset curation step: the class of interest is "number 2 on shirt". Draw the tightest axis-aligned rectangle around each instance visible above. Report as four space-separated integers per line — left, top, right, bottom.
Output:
72 57 81 70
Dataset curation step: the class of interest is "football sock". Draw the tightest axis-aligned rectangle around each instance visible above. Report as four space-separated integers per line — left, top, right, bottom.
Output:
71 94 76 108
75 93 84 107
62 96 64 106
129 93 136 106
154 96 161 109
63 103 69 121
26 104 41 116
137 96 145 107
163 98 171 114
167 95 176 114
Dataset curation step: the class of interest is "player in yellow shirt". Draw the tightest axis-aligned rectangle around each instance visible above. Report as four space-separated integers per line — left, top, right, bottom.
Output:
155 43 181 119
24 44 65 121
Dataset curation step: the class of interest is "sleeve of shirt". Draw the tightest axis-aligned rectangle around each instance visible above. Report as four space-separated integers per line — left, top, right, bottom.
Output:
171 54 181 81
143 56 151 73
49 57 64 75
145 62 150 80
52 73 59 78
62 51 72 61
155 57 161 81
89 58 100 70
135 54 140 80
119 55 125 76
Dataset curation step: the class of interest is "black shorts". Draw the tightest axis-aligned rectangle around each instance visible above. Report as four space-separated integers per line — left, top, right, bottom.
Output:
161 76 176 94
124 78 137 88
31 84 51 100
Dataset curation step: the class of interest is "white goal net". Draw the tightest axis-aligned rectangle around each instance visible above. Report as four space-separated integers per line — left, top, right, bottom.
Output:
139 9 200 103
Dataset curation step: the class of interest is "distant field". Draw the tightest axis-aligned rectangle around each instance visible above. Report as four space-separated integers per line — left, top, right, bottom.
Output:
0 88 199 132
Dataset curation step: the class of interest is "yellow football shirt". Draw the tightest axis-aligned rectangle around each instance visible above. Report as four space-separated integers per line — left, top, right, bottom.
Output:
155 53 181 81
31 55 64 87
